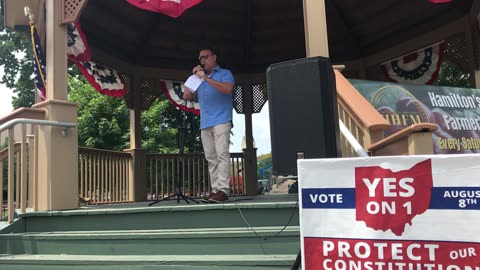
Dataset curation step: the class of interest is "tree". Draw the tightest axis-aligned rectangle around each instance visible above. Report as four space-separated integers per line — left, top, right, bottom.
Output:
68 70 202 152
68 73 130 151
141 99 179 153
434 60 472 88
0 15 35 108
142 99 202 153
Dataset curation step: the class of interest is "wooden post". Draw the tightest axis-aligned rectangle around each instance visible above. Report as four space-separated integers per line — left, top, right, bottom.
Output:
126 148 147 202
303 0 329 58
125 76 147 201
32 0 78 210
130 77 142 149
242 83 258 196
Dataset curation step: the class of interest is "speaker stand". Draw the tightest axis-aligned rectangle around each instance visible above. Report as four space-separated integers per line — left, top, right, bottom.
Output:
149 101 199 206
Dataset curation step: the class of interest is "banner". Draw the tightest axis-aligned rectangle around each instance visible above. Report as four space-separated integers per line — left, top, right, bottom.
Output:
67 22 126 97
67 21 91 62
298 155 480 270
351 80 480 154
161 81 200 116
381 42 445 85
75 61 126 97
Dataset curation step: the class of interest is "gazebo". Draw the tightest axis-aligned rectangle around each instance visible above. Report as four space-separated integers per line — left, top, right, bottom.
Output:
3 0 480 210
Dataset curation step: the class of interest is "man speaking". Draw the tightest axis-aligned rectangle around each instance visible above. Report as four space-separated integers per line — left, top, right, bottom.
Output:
184 47 235 203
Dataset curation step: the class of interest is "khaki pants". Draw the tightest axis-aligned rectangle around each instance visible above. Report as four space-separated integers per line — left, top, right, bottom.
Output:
201 122 231 194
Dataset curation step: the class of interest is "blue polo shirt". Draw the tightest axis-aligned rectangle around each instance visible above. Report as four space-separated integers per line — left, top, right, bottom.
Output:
197 65 235 129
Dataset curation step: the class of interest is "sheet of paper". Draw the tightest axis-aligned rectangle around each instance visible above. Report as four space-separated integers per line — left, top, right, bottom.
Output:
184 74 203 92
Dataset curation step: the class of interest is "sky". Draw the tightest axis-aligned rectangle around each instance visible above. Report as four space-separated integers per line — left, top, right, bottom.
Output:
230 101 271 156
0 87 13 118
0 69 14 118
0 87 13 117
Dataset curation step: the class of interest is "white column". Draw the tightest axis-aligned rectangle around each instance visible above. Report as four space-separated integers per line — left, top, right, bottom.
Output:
45 0 68 101
33 0 78 210
303 0 329 58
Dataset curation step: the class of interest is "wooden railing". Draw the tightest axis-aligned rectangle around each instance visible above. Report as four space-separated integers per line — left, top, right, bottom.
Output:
0 143 21 221
368 123 438 156
334 69 436 156
0 109 74 223
145 152 245 200
78 147 132 204
1 108 46 223
335 69 391 157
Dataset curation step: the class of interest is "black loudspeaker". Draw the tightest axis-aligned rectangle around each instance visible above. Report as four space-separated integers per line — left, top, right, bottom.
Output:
267 57 341 177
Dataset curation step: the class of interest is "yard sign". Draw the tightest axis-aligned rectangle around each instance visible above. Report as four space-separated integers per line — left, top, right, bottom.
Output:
298 154 480 270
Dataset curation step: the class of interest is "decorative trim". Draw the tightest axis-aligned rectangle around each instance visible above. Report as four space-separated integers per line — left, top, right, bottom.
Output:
61 0 88 25
160 81 200 115
381 42 445 85
67 21 91 62
75 61 126 97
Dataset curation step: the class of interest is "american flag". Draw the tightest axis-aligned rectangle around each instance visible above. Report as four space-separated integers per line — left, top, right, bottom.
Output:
30 23 46 101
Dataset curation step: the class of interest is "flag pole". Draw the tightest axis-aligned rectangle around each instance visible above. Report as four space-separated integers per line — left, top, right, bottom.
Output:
26 5 47 101
24 6 34 24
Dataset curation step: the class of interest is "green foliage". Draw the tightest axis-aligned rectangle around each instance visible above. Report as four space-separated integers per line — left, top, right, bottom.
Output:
163 103 202 153
67 69 202 152
11 61 35 108
0 15 35 108
141 99 202 153
0 138 6 150
1 139 8 193
141 99 178 153
434 60 472 88
68 73 130 151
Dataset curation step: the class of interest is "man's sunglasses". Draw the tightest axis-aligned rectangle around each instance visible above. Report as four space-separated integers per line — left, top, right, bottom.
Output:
198 54 212 61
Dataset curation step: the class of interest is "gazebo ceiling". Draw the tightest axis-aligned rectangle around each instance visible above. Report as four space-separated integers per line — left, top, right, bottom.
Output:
78 0 472 76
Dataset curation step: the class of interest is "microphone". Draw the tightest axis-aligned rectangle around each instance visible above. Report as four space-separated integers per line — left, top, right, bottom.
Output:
194 64 205 74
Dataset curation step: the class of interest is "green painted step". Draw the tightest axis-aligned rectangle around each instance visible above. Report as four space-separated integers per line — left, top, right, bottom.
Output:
0 254 299 270
0 198 301 269
9 201 299 233
0 226 300 256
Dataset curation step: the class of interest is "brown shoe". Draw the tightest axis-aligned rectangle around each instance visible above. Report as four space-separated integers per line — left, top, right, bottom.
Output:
200 192 216 203
209 191 228 203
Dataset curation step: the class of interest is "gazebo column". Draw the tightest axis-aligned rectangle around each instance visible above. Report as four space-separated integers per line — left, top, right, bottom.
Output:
125 77 147 202
471 1 480 87
474 71 480 88
303 0 329 58
242 83 258 196
464 16 479 88
32 0 78 210
470 23 480 88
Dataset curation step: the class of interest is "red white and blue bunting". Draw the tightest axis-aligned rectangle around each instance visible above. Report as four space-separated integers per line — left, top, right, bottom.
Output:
75 62 126 97
161 81 200 115
126 0 203 18
381 42 445 85
67 22 126 97
67 21 91 62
